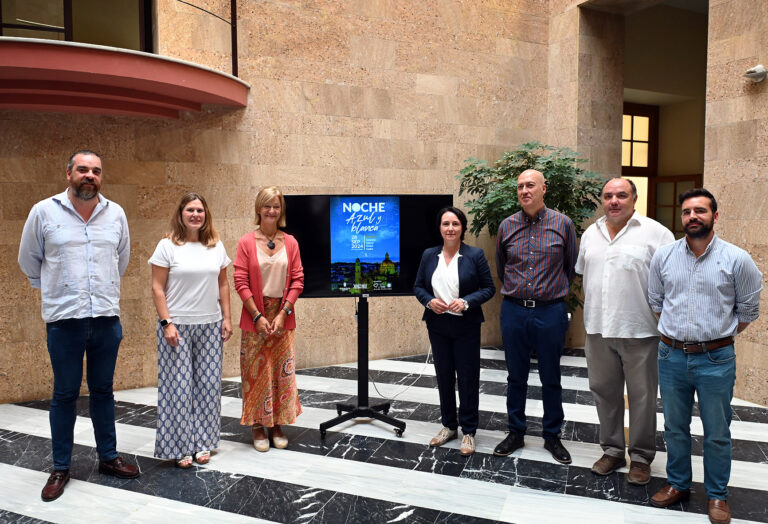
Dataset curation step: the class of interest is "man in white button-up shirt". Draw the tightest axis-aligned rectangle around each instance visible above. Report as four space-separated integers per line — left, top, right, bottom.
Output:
575 178 674 486
18 150 139 502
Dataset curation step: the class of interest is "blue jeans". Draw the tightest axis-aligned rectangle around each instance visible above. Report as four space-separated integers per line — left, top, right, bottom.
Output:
46 316 122 470
501 299 568 439
658 340 735 500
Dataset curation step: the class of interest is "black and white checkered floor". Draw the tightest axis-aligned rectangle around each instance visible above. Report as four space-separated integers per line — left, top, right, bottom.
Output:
1 347 767 523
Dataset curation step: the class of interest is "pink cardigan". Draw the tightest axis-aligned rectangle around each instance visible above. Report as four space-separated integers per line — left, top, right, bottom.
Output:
233 231 304 332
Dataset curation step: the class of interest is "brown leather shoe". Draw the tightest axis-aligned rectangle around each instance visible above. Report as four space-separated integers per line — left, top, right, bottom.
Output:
41 470 69 501
98 456 139 479
627 461 651 485
650 484 689 507
591 454 626 475
708 499 731 524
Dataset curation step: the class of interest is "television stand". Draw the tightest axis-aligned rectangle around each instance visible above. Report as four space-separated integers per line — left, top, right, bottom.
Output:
319 295 406 438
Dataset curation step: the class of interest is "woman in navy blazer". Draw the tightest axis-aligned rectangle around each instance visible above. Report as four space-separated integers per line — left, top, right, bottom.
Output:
413 206 495 456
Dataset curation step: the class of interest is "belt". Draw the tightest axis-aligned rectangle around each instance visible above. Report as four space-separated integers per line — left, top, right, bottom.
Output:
660 335 734 354
504 296 564 308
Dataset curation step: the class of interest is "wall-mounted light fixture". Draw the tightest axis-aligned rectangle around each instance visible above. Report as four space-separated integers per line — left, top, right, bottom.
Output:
744 64 767 83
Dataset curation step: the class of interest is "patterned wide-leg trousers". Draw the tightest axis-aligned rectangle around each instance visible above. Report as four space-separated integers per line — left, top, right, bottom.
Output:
155 321 223 459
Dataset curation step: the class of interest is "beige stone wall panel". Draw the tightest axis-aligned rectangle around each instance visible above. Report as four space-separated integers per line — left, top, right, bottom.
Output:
371 119 418 141
706 59 767 103
0 343 52 404
241 55 415 92
156 0 231 72
705 120 758 162
455 82 538 106
478 0 549 15
731 339 768 405
496 38 548 61
478 9 549 44
433 1 481 34
416 122 459 143
4 184 60 221
705 95 768 128
394 42 441 74
392 92 442 122
708 0 766 42
708 31 762 67
237 4 351 64
300 114 375 139
548 8 579 42
245 78 308 114
705 0 768 403
349 35 398 69
349 87 395 120
415 74 460 97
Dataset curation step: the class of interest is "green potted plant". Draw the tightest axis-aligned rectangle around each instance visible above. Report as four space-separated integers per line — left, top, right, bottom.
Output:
457 141 603 310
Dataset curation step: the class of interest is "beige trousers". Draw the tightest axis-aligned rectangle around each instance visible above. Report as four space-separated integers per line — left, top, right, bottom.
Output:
584 334 659 464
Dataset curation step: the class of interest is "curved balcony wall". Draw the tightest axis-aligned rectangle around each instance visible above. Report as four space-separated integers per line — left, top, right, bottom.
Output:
0 37 249 118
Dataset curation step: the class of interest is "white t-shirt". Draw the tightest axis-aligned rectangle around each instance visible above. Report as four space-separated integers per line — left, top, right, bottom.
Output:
148 238 232 325
575 212 674 338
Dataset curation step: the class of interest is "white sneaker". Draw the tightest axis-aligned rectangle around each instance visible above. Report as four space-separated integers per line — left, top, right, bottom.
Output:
429 427 457 447
460 434 475 456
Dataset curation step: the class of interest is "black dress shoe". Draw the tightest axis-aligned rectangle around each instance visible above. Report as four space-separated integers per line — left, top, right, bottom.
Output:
493 432 524 456
41 470 69 501
98 456 140 479
544 437 572 464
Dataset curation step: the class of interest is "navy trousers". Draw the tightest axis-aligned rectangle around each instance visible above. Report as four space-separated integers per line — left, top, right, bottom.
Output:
426 315 481 435
46 316 122 470
500 299 568 439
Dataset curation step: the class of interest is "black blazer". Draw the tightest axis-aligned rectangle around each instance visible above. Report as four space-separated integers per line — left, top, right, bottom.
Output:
413 243 495 325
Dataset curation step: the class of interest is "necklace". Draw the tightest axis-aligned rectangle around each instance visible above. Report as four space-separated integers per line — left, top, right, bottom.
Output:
263 230 278 250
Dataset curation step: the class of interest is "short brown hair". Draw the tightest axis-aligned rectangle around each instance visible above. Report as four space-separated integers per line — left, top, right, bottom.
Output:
254 186 286 228
168 192 219 247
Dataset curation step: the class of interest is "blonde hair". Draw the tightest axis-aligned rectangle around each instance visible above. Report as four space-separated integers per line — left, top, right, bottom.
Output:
168 192 219 247
254 186 286 228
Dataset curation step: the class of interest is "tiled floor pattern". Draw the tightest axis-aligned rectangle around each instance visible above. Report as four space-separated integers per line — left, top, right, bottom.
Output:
1 347 767 523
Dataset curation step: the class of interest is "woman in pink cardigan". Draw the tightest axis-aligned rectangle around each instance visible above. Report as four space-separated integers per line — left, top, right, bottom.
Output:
234 186 304 451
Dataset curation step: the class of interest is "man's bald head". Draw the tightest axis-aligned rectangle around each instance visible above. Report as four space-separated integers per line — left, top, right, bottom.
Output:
519 169 545 185
517 169 547 216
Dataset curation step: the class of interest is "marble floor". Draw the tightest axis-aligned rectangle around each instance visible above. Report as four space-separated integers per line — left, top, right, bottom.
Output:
1 346 767 523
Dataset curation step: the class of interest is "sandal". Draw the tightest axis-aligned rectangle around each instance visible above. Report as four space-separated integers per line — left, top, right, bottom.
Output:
176 455 193 468
194 450 211 465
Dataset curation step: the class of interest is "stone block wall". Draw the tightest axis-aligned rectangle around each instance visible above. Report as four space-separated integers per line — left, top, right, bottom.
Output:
704 0 768 404
1 0 552 403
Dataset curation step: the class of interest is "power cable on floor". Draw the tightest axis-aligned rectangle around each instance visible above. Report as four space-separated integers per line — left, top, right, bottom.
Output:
368 344 432 402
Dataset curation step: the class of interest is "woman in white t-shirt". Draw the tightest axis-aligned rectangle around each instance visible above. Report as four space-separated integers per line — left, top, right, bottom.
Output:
149 192 232 468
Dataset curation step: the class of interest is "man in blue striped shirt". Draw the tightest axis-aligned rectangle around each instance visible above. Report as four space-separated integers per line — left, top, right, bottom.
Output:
648 188 761 524
493 169 577 464
18 150 139 502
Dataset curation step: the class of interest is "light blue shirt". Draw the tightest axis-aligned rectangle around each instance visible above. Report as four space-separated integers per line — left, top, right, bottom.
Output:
18 189 130 323
648 234 761 341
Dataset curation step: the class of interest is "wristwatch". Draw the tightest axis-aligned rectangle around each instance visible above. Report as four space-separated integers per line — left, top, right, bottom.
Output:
252 312 263 323
160 319 172 327
282 305 293 315
461 299 469 311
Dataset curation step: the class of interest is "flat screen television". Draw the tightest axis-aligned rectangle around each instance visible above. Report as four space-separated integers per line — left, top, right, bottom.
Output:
283 194 453 298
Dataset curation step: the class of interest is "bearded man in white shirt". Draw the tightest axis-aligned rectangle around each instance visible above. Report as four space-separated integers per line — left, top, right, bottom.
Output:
18 150 139 502
575 177 674 485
